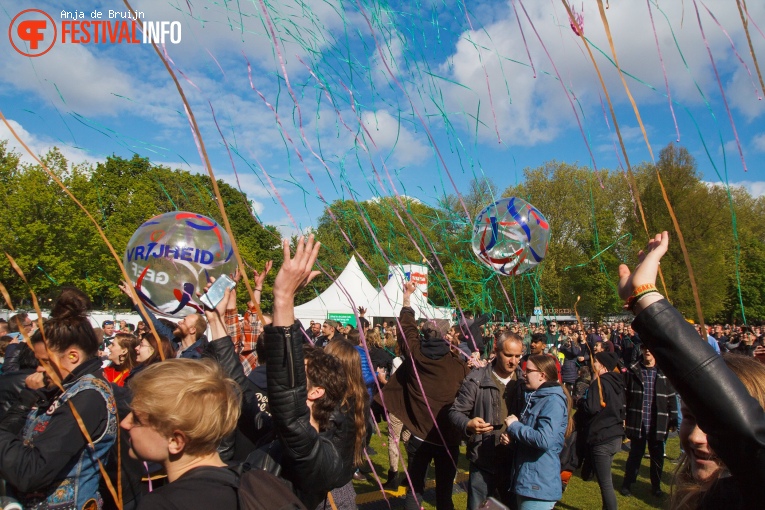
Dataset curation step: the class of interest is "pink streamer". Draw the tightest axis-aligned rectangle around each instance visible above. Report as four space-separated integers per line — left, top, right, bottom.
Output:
700 0 762 99
691 0 748 172
517 0 600 172
646 0 681 142
511 0 537 78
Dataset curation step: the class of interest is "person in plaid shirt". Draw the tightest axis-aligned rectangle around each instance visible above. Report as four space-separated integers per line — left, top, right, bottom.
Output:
224 262 272 376
620 343 677 498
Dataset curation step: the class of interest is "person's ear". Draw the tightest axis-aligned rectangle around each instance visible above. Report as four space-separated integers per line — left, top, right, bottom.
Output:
168 430 188 455
65 349 81 365
307 385 325 401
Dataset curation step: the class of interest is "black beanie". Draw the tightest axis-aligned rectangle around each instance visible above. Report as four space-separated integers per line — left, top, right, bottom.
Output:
595 351 619 372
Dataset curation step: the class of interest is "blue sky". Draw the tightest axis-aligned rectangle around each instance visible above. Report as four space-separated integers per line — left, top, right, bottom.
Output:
1 0 763 237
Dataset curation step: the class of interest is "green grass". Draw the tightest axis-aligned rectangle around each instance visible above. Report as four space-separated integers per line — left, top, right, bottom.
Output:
354 422 680 509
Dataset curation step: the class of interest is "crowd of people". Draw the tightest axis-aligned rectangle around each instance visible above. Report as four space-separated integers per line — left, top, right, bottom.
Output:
0 231 763 510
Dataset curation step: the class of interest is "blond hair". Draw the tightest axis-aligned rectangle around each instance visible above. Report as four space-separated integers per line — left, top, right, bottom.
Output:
366 328 382 349
129 358 241 456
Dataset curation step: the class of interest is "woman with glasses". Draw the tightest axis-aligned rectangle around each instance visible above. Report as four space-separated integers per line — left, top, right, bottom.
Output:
501 354 574 509
125 332 175 385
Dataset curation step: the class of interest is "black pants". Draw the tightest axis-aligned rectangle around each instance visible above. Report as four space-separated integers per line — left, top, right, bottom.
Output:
622 435 665 492
404 437 459 510
590 436 622 510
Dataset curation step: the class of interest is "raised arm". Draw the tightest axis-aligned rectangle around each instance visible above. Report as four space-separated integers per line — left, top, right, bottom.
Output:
119 280 175 339
398 281 419 356
620 232 765 497
200 282 270 447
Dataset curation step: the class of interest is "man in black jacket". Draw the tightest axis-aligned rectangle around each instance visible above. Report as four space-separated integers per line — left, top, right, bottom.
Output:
314 319 344 347
449 333 524 509
620 344 677 498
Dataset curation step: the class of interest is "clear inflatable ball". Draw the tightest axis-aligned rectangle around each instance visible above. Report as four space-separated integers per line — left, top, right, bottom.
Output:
123 211 236 317
472 197 550 275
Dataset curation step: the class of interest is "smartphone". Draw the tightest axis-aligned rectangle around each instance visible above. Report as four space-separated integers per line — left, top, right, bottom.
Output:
492 423 505 430
199 274 236 309
478 497 510 510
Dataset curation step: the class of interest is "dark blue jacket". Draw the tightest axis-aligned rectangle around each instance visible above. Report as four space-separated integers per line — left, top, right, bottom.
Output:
559 341 582 384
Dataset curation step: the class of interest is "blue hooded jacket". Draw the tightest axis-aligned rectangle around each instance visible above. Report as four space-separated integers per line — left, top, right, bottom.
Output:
507 382 568 502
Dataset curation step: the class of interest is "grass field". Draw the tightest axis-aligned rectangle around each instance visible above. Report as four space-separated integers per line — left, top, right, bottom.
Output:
353 422 681 509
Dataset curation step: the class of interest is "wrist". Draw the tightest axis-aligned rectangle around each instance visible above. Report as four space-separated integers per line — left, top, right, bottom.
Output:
273 294 294 307
625 283 659 311
632 293 663 315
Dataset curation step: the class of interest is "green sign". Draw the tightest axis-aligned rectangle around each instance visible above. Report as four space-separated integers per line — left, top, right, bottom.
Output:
327 312 357 328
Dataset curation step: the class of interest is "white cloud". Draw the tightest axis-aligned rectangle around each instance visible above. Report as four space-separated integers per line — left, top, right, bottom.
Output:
128 0 346 73
705 180 765 198
360 109 431 165
0 118 99 167
752 133 765 152
430 0 765 145
725 63 765 122
736 181 765 198
371 29 404 85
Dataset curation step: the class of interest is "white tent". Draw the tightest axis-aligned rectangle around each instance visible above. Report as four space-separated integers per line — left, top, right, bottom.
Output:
294 257 454 326
368 265 453 321
294 255 379 325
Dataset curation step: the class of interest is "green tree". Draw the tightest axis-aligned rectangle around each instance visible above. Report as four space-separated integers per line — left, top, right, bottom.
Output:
629 144 729 321
502 162 631 320
0 148 281 312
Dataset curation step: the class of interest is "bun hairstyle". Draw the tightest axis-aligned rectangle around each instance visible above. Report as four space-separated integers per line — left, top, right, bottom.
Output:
50 287 92 319
31 287 99 357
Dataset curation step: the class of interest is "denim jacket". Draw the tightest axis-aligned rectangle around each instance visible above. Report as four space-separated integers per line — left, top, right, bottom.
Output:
20 372 117 509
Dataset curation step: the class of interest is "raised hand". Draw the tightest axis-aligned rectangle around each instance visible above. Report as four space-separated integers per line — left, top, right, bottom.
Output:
198 277 234 340
254 260 273 290
118 280 140 305
617 231 668 314
226 268 240 310
617 231 668 301
272 236 321 326
402 281 416 307
198 277 232 317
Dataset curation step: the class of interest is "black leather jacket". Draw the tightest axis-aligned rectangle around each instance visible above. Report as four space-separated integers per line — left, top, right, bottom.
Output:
204 336 272 460
632 299 765 508
264 323 355 509
0 369 36 420
207 326 354 509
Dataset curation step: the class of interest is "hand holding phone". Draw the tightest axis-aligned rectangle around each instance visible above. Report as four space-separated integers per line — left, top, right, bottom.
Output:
199 274 236 309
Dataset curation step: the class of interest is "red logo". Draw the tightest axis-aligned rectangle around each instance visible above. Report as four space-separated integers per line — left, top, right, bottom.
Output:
9 9 57 57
